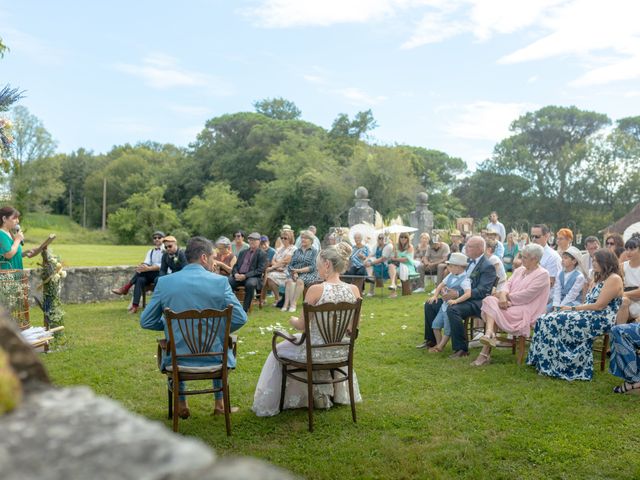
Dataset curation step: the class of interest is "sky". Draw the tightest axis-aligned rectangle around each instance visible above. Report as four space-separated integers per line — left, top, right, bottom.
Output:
1 0 639 170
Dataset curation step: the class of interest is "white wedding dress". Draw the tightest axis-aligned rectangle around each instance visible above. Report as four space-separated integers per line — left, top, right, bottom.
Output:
252 282 362 417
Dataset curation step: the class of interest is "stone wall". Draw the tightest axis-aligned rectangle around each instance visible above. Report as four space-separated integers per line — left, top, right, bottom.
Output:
25 266 136 304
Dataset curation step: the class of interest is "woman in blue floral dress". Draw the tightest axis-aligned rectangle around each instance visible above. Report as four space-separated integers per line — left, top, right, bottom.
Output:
527 249 623 381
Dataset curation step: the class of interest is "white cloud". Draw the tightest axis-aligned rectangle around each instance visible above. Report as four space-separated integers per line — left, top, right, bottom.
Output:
442 101 536 142
0 26 66 65
114 54 233 94
105 118 155 136
334 87 387 106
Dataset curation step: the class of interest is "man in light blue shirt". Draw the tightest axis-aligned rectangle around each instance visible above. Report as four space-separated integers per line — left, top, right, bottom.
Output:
141 236 248 418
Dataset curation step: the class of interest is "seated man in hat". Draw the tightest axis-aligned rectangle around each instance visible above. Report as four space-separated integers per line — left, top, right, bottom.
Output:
112 230 165 314
228 232 268 312
159 235 187 277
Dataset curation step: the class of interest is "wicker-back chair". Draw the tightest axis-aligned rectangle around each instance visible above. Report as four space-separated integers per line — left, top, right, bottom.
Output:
272 298 362 432
160 306 234 434
0 267 30 330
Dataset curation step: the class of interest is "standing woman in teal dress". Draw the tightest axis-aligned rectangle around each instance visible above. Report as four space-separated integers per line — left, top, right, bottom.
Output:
0 206 35 270
526 249 623 381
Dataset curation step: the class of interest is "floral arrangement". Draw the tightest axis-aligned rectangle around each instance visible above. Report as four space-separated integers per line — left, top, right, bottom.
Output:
0 85 22 170
39 248 66 334
0 269 29 327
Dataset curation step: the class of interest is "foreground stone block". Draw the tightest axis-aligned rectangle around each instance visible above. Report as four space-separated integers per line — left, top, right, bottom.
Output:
0 312 297 480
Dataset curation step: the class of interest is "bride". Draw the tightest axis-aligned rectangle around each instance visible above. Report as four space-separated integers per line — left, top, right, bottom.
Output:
252 242 363 417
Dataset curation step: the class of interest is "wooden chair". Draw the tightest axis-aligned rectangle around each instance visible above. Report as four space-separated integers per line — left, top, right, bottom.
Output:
593 333 609 372
157 306 235 434
141 283 155 308
340 274 367 296
233 286 253 313
271 299 363 432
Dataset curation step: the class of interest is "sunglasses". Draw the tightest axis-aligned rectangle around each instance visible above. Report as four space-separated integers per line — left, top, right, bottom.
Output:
152 236 162 240
606 241 615 246
280 236 288 240
378 237 384 240
530 235 542 240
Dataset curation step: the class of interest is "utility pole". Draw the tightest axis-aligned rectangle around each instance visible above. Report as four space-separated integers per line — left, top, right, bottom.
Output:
101 178 107 230
68 188 72 219
83 196 87 228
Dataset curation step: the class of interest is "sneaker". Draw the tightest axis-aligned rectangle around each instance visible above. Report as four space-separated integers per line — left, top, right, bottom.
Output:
288 306 297 313
366 292 375 297
412 287 425 293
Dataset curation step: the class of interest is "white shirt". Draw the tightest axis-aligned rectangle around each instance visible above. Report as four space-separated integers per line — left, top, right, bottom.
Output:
144 247 164 267
540 245 562 280
552 269 586 307
486 221 506 242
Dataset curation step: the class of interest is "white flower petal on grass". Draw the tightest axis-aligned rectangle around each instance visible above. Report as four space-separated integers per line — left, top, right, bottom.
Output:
238 339 244 344
380 332 386 336
401 325 407 330
247 351 256 355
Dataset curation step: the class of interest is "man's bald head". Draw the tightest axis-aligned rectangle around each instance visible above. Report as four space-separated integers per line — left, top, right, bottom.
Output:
465 235 485 260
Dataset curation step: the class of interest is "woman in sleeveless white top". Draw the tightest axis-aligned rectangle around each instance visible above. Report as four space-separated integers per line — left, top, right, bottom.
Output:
618 237 640 322
253 244 362 417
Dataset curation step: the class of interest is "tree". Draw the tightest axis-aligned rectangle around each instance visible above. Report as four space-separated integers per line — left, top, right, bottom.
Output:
253 97 301 120
328 110 378 160
11 154 65 213
10 106 57 168
183 182 248 240
108 186 180 244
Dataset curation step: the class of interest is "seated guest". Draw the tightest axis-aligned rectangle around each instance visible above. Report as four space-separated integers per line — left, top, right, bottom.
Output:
530 224 562 287
159 235 187 277
413 232 431 293
418 236 497 358
282 230 319 313
265 230 296 306
365 234 394 297
486 229 504 258
112 231 164 314
512 233 530 270
252 243 362 416
345 232 369 277
548 246 586 312
471 244 550 366
502 232 519 273
426 252 471 353
555 228 573 255
606 232 628 262
526 249 623 381
231 230 249 256
140 236 247 418
449 230 464 254
295 225 321 251
485 239 507 291
212 236 236 277
609 322 640 394
260 235 276 264
583 236 601 277
228 232 268 313
616 234 640 324
423 237 450 284
387 233 416 297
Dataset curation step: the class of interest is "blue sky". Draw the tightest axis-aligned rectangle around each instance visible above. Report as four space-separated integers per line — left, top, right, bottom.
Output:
2 0 639 169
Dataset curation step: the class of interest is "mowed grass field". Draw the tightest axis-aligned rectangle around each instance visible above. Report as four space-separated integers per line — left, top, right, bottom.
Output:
38 292 640 480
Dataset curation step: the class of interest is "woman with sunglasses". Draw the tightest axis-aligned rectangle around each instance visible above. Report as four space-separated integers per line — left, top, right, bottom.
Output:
605 232 628 262
232 230 249 256
388 233 416 298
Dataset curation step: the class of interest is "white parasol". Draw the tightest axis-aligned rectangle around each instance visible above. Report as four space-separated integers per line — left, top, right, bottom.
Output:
623 222 640 242
377 225 418 235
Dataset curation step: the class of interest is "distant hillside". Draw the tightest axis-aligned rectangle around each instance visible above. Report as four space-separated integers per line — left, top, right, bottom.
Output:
22 213 116 245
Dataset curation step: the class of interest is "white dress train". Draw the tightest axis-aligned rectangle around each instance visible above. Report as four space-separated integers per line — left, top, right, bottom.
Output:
252 282 362 417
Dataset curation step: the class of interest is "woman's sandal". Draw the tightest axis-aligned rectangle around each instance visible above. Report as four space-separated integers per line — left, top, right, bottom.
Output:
428 346 443 353
214 406 240 415
613 382 640 394
470 352 491 367
479 333 497 348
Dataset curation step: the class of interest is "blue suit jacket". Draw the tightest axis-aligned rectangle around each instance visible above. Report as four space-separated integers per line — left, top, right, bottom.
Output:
140 263 248 370
453 255 497 306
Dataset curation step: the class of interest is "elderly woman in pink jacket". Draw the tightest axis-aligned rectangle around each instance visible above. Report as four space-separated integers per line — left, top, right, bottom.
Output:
471 243 550 366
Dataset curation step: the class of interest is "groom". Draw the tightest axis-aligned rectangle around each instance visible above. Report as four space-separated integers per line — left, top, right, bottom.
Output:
417 235 496 358
140 236 248 418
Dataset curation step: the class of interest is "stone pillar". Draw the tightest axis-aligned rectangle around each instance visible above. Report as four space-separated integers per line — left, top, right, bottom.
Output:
348 186 375 227
410 192 434 248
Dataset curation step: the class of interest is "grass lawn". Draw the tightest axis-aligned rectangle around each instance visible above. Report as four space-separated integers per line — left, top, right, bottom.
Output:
22 244 150 268
39 293 640 479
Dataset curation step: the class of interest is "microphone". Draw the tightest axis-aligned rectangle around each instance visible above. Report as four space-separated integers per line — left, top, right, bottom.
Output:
15 224 24 246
